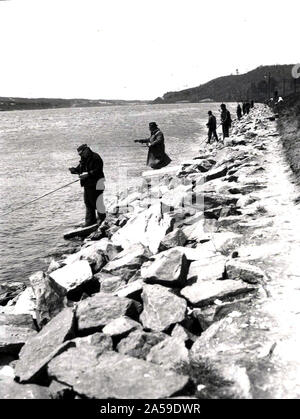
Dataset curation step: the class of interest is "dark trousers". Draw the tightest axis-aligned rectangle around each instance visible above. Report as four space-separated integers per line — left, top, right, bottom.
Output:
84 187 106 226
208 129 218 143
222 124 230 138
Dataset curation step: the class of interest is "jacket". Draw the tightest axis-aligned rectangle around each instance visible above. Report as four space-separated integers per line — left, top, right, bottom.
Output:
146 129 171 170
73 148 105 187
207 115 217 130
221 110 232 127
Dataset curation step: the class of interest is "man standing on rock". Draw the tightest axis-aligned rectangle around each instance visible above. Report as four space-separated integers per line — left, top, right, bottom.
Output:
69 144 106 227
206 111 219 143
135 122 171 169
220 104 232 139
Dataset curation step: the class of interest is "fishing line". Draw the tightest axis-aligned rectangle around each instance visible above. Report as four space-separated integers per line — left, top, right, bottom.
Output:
1 179 80 217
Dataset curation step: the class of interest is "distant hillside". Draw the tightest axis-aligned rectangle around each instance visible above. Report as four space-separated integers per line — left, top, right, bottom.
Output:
0 97 149 112
154 65 300 104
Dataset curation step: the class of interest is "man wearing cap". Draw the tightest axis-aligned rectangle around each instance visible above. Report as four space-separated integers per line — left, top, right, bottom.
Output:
69 144 106 227
135 122 171 169
206 111 218 144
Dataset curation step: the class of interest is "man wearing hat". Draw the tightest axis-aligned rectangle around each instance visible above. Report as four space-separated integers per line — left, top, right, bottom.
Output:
69 144 106 227
135 122 171 169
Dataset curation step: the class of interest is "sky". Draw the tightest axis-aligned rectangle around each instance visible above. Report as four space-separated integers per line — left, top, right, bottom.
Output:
0 0 299 100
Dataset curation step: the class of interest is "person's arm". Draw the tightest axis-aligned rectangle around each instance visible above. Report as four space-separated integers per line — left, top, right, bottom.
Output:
69 162 82 175
134 138 149 144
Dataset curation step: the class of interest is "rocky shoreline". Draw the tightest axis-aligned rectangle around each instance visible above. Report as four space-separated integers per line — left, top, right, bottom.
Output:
1 104 300 399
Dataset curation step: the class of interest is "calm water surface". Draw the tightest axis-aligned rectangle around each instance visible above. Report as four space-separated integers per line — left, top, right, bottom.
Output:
0 103 230 283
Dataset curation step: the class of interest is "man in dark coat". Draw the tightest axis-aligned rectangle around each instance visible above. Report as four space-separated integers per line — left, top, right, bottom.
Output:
69 144 106 227
220 104 232 139
135 122 171 169
237 104 242 120
206 111 218 143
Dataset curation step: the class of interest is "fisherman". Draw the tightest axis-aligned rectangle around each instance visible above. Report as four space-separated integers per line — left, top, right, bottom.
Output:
69 144 106 227
237 104 242 120
134 122 171 169
251 100 254 108
245 102 251 114
206 111 218 143
220 104 232 139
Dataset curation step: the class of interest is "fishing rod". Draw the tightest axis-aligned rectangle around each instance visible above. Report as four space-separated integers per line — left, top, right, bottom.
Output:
1 179 80 217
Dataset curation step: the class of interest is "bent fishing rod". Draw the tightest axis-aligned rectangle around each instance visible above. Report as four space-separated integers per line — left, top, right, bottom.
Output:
1 179 80 217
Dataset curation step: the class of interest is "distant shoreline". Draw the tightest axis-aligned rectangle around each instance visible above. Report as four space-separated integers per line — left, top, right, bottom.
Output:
0 97 151 112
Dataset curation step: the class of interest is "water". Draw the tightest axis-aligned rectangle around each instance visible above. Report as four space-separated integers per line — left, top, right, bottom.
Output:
0 102 228 284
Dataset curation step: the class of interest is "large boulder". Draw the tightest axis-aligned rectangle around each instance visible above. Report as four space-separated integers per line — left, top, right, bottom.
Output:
76 294 139 334
225 261 265 284
141 248 189 288
0 282 25 306
146 336 190 372
15 307 75 383
102 243 151 281
29 271 66 328
49 260 93 295
48 349 189 399
140 284 187 332
111 203 174 254
117 329 167 359
0 314 37 356
181 280 256 307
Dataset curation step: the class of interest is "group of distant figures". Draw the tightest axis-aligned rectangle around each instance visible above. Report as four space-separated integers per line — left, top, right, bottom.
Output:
206 100 255 144
69 100 259 227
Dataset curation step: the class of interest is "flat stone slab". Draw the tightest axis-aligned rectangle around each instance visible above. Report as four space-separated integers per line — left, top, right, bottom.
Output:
50 260 93 293
181 280 256 307
187 256 226 282
226 261 264 284
15 308 75 383
63 224 98 240
0 314 37 355
48 349 189 399
142 165 181 178
102 316 142 338
0 376 51 399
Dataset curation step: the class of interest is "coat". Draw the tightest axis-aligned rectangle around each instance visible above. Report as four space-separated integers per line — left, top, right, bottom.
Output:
146 129 171 170
207 115 217 130
73 148 105 187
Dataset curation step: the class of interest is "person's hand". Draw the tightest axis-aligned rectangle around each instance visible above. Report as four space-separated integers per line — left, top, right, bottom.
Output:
79 172 89 180
69 167 77 174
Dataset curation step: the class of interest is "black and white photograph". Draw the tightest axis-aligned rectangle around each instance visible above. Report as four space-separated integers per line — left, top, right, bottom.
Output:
0 0 299 405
